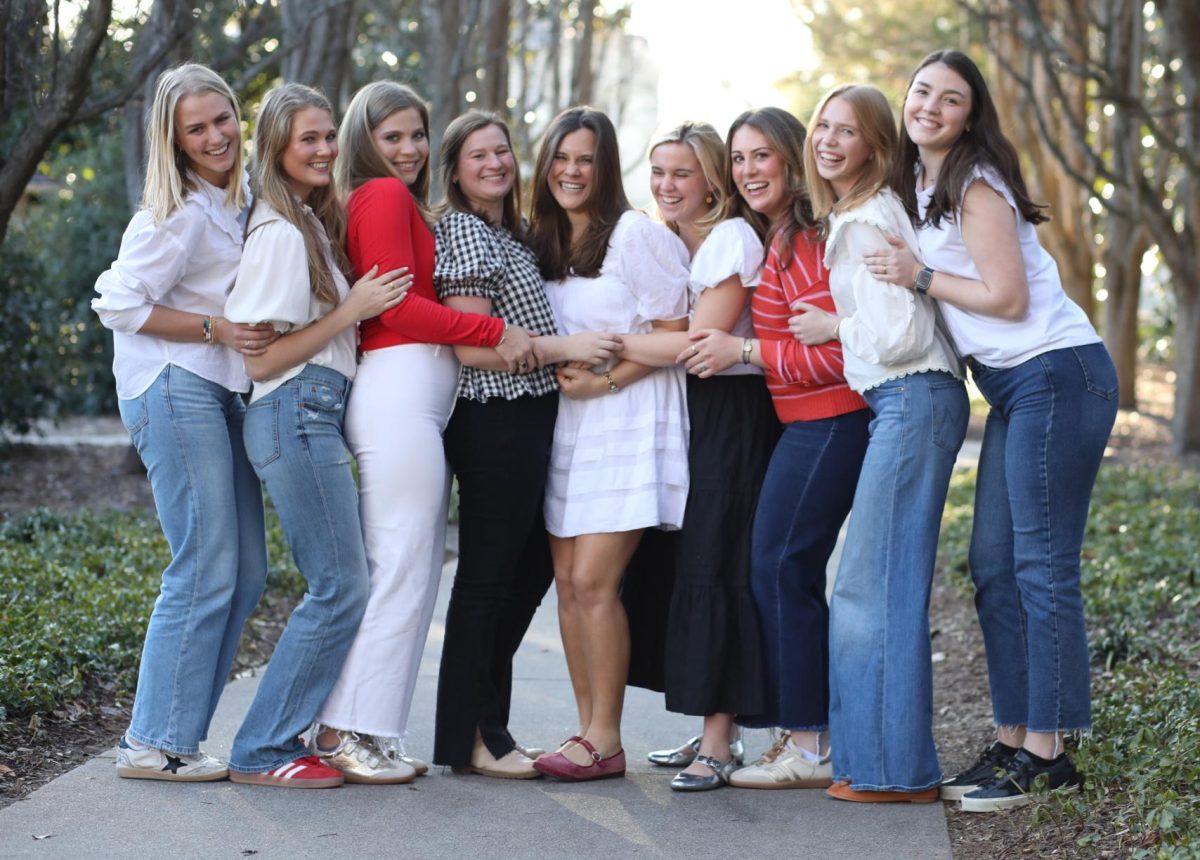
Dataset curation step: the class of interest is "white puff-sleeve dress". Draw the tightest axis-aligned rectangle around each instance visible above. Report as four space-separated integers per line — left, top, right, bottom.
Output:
543 210 691 538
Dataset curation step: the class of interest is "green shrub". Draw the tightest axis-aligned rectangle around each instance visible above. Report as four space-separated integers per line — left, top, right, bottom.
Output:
0 505 303 732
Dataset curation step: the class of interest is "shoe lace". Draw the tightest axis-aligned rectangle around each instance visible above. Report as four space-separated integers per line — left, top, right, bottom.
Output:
373 735 409 763
753 731 791 767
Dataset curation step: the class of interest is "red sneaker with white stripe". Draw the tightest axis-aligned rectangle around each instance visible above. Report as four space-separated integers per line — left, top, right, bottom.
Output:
229 756 344 789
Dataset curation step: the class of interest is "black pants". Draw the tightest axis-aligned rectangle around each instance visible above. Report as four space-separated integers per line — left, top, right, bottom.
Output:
432 392 558 766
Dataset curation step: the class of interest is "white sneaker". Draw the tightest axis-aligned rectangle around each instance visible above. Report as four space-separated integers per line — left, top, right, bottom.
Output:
115 736 229 782
374 735 429 775
728 737 833 789
308 728 415 785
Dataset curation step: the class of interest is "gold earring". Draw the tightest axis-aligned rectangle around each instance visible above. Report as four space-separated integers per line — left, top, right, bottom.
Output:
705 194 714 204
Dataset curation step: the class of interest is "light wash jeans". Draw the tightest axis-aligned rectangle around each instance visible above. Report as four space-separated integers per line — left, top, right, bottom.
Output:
968 342 1117 732
118 364 267 755
829 370 967 792
229 365 370 773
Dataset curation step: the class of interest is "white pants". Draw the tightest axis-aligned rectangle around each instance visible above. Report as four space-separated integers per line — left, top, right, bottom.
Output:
315 343 459 739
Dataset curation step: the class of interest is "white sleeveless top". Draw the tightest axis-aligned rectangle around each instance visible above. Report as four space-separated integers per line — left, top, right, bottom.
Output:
915 165 1099 368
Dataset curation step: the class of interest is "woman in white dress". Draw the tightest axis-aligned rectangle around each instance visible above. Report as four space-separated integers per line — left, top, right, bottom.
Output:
526 107 691 782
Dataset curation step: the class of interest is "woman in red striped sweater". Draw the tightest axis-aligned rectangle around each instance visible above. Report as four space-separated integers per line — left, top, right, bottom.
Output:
685 107 870 789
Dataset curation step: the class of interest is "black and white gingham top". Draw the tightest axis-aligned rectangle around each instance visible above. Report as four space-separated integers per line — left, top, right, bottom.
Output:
434 210 559 402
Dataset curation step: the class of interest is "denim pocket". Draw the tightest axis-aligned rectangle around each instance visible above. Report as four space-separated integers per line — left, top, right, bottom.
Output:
1073 345 1119 400
298 381 345 415
244 399 281 470
928 380 968 453
118 396 149 438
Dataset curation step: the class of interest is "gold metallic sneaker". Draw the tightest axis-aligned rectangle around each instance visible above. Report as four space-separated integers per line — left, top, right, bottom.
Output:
374 736 429 776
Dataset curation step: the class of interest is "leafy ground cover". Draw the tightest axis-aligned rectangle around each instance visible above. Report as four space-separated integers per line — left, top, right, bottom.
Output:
940 463 1200 859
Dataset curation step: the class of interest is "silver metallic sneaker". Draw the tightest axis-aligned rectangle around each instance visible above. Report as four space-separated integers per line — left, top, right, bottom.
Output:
308 729 415 785
115 736 229 782
374 735 429 776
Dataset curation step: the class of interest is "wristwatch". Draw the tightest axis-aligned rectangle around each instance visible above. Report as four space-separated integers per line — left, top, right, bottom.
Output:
914 266 934 295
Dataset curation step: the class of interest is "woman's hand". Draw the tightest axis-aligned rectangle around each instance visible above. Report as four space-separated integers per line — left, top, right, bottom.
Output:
788 301 840 345
556 364 607 399
215 320 280 356
679 329 740 378
863 235 923 288
562 332 623 367
344 265 412 322
495 325 536 374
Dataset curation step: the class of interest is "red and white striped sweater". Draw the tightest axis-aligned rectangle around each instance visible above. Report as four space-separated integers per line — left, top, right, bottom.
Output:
752 232 867 423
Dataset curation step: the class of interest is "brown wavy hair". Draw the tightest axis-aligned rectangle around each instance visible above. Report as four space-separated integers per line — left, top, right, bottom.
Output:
528 107 630 281
438 111 523 236
726 107 816 268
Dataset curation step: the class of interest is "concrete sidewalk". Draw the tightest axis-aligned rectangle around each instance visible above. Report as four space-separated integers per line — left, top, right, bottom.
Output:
0 546 954 860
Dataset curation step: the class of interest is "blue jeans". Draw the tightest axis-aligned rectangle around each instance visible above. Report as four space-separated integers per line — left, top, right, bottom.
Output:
829 371 968 791
118 365 267 755
738 409 870 731
229 365 370 773
968 343 1117 732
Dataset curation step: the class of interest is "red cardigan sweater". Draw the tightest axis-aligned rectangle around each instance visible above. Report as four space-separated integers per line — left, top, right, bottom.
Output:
346 178 504 352
751 232 867 423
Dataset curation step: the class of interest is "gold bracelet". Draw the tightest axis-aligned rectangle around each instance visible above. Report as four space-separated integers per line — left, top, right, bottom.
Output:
603 371 619 394
741 338 753 364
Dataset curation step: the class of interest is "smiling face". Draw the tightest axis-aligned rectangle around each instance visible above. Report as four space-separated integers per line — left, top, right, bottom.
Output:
649 142 711 229
454 123 515 221
903 62 973 157
372 107 430 187
280 106 338 200
811 96 874 200
730 125 788 222
174 91 240 187
548 128 596 215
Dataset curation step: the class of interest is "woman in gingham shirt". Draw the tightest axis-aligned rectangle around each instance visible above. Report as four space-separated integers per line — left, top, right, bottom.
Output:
431 111 622 779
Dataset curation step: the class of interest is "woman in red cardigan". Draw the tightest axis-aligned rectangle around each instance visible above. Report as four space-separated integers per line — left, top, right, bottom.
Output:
306 82 535 784
685 107 870 789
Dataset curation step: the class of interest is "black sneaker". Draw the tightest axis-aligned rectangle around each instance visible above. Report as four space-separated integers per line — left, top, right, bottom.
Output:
960 748 1082 812
940 740 1018 801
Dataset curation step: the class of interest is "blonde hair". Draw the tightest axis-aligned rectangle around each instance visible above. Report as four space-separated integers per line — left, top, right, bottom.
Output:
142 63 245 222
648 121 729 243
336 81 432 219
804 85 896 232
249 83 349 307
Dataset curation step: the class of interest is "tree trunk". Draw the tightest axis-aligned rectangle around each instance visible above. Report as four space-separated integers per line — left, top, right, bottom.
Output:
482 0 509 116
1100 211 1146 410
569 0 597 105
0 0 113 246
281 0 357 111
1173 287 1200 454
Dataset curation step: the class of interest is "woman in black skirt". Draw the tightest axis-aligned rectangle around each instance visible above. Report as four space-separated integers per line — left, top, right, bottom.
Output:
618 122 779 791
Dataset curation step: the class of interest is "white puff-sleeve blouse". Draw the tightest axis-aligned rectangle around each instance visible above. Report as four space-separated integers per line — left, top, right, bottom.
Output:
687 217 763 377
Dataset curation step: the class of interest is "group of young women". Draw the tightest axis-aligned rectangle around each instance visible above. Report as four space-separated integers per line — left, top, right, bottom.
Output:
94 49 1117 812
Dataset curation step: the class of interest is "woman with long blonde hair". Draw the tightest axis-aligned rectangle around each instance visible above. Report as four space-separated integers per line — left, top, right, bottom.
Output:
222 82 410 788
93 63 277 783
791 83 965 803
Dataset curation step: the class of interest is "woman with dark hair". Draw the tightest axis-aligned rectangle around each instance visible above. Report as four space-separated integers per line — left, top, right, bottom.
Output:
306 82 535 783
867 49 1117 812
430 111 622 779
793 83 966 803
223 82 410 788
526 106 691 782
685 107 870 790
